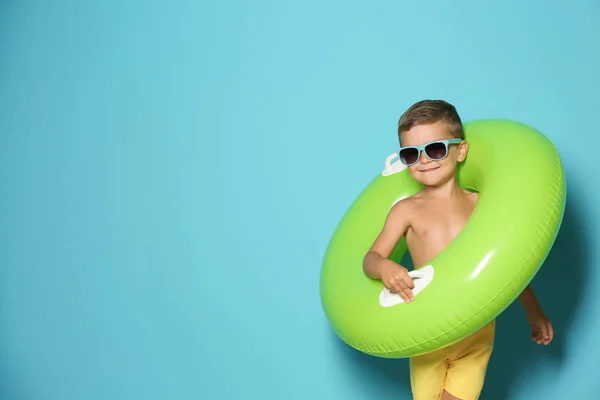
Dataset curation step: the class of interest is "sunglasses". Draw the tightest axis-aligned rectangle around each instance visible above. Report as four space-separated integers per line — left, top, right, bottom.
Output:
398 138 462 166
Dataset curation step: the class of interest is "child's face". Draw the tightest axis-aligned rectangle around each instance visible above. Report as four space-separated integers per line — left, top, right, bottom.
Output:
399 121 468 186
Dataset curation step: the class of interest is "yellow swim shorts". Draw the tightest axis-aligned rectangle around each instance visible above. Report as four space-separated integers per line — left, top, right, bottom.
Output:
409 319 495 400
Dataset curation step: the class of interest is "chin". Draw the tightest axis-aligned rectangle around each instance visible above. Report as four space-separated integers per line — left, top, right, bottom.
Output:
413 168 449 186
418 176 444 186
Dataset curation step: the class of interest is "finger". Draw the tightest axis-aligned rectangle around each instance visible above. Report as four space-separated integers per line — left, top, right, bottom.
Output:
391 280 404 294
385 278 395 292
390 275 413 303
389 278 408 301
531 327 539 339
402 274 415 289
545 322 554 345
402 287 414 302
396 288 410 303
541 323 550 344
397 284 412 302
387 277 399 291
538 336 545 344
541 322 549 338
537 328 545 344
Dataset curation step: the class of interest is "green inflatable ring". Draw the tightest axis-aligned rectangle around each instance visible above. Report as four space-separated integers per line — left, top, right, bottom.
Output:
320 119 566 358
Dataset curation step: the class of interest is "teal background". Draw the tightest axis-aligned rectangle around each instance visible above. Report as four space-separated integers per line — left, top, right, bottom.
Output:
0 1 597 399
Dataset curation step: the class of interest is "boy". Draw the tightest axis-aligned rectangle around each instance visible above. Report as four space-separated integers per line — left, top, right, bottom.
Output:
362 100 554 400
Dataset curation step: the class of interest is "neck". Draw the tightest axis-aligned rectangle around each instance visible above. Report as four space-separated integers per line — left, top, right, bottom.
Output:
421 176 463 199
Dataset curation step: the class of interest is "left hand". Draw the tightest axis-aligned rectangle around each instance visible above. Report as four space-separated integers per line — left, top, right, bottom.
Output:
527 311 554 345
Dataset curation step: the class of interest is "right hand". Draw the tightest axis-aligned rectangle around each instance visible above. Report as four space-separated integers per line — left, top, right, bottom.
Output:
380 261 415 303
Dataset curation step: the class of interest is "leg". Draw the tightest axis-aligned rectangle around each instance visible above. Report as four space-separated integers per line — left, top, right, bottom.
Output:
443 321 496 400
441 390 462 400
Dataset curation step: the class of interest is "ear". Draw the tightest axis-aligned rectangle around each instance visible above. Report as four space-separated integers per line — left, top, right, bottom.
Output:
457 140 468 162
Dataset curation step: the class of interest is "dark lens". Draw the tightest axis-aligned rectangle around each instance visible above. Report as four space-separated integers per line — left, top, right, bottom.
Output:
399 148 419 165
425 142 447 160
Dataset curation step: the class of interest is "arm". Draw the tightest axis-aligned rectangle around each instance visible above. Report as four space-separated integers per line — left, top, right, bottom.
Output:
363 200 411 279
363 201 415 302
519 284 554 345
518 284 544 316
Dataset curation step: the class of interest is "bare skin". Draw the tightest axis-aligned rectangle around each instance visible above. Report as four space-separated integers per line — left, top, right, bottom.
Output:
362 121 478 301
362 121 553 399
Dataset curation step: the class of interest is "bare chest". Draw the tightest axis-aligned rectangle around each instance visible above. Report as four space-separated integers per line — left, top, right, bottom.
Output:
406 201 476 265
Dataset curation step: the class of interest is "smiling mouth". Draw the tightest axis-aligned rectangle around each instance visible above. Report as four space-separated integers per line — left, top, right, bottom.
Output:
419 167 439 172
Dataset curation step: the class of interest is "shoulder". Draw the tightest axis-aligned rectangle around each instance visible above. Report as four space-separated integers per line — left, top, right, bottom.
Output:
387 196 418 223
464 189 479 204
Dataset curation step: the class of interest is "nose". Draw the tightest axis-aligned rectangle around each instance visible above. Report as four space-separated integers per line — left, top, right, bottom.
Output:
418 150 432 164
